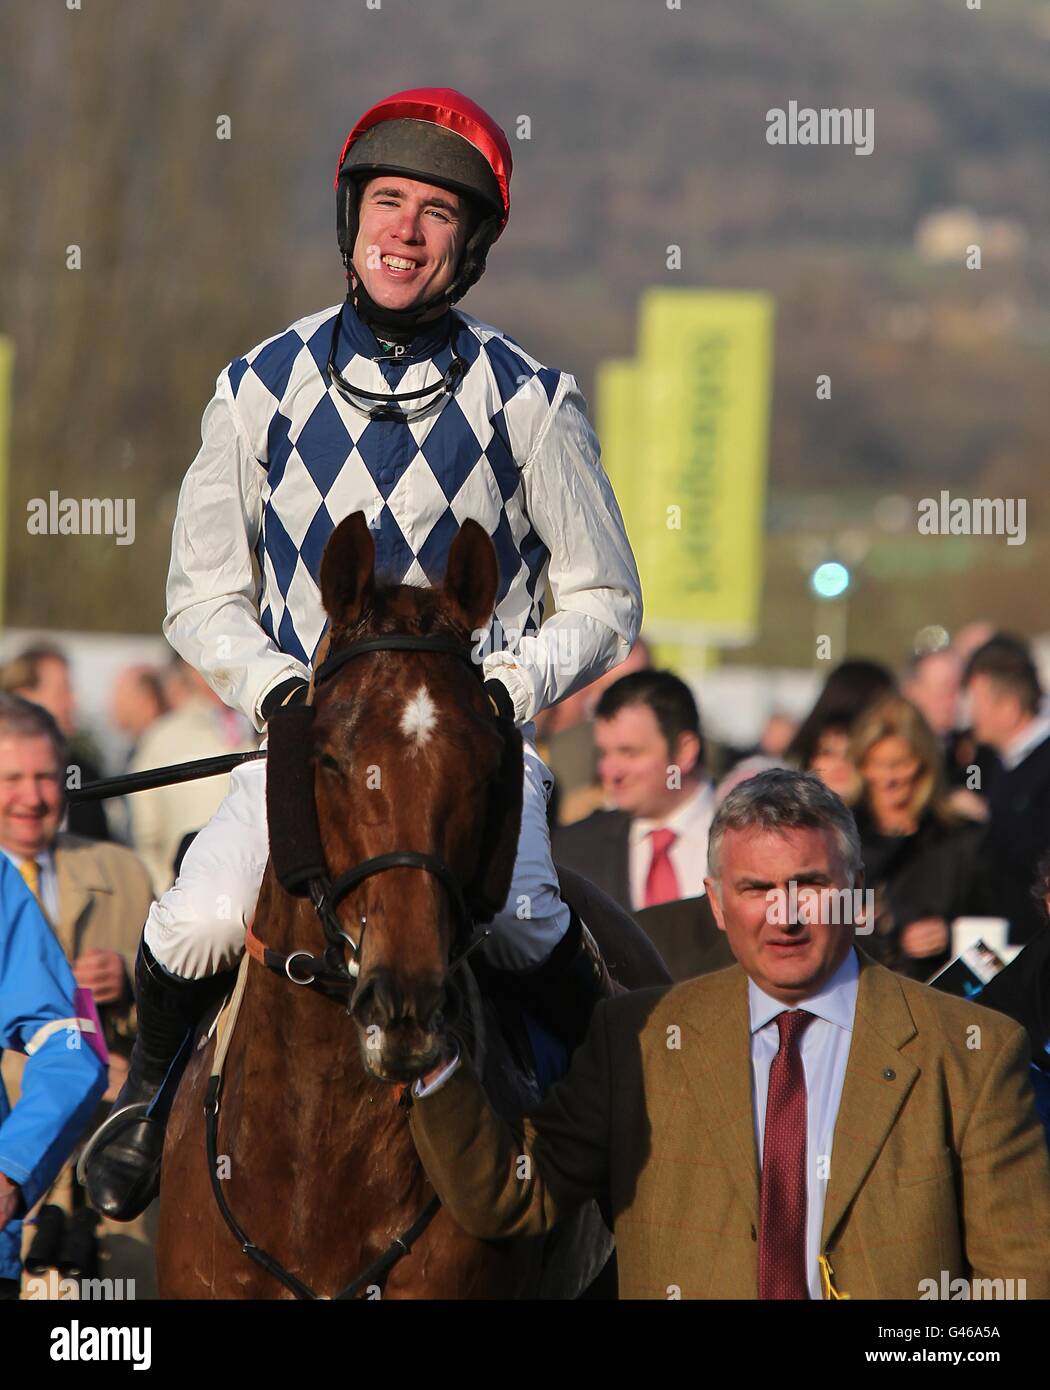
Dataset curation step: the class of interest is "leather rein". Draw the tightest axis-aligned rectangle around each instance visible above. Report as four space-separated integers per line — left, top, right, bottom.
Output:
205 631 495 1301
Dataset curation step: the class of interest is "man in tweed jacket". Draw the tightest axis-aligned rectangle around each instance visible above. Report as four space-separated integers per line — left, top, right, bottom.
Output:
409 772 1050 1298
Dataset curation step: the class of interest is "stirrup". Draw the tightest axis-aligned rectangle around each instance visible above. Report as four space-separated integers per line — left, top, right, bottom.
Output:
75 1102 152 1187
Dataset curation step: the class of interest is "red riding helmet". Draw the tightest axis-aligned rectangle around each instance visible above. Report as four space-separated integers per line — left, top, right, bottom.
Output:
335 87 513 307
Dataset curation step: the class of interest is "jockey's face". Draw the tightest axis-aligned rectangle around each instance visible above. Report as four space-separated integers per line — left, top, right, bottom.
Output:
0 733 64 857
351 175 470 320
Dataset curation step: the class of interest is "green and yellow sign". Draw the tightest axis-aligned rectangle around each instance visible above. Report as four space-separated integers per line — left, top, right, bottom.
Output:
598 290 774 649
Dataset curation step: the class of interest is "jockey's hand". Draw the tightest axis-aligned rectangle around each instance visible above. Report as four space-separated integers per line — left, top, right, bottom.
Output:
0 1172 23 1230
900 917 950 959
74 948 129 1005
261 677 310 723
484 678 516 722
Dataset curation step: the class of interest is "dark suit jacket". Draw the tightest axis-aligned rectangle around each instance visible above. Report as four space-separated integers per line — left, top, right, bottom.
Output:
552 809 632 912
976 733 1050 944
411 952 1050 1298
633 894 736 982
554 812 730 981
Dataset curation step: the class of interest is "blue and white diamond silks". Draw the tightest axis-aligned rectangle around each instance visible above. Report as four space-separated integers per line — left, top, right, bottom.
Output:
225 300 561 668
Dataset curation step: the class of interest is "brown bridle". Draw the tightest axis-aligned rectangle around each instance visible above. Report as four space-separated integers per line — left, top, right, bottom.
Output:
246 632 498 1001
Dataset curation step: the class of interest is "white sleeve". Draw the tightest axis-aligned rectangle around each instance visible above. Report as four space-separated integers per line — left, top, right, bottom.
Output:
163 372 310 731
482 374 643 724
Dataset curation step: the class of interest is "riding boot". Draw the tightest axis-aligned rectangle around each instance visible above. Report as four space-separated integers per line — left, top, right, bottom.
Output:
82 938 233 1222
476 907 618 1057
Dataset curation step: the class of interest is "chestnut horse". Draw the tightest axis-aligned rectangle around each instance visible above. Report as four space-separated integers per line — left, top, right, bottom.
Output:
155 512 669 1298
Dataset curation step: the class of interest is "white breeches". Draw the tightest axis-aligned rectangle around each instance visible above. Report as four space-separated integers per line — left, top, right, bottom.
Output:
143 734 570 980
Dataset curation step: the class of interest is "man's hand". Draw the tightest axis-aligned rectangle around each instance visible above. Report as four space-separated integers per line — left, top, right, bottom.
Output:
900 917 950 959
0 1172 23 1231
74 948 128 1005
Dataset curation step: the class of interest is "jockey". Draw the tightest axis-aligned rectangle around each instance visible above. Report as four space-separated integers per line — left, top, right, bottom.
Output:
85 87 642 1223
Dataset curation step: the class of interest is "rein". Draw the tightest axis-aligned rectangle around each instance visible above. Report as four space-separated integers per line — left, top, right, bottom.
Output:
205 630 496 1300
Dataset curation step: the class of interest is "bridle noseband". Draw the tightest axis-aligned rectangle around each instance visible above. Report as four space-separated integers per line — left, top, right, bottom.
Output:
246 632 493 1003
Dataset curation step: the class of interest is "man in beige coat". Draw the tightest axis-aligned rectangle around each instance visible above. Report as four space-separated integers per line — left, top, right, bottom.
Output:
0 694 156 1297
410 769 1050 1299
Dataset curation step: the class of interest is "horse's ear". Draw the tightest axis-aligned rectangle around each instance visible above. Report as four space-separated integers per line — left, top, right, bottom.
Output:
443 519 499 635
320 512 375 625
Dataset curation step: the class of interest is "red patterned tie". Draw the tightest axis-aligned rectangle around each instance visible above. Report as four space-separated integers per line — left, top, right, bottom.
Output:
758 1008 814 1299
644 827 680 907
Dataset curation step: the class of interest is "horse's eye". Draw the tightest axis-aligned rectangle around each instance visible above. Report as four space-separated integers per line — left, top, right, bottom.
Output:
317 752 342 774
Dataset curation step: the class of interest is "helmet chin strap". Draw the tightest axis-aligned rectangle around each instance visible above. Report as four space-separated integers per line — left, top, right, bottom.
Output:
344 255 452 344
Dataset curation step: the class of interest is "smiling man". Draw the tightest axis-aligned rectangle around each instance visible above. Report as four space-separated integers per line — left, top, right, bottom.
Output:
408 769 1050 1298
553 670 715 912
85 87 641 1222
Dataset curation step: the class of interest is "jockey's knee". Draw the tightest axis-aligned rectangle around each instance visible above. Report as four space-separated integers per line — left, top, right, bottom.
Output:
143 880 254 980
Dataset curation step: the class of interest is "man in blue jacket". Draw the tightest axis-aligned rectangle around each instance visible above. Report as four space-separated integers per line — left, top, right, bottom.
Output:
0 854 108 1295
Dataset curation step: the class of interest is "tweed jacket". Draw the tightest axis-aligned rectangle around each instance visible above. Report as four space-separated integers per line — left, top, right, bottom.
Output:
410 950 1050 1298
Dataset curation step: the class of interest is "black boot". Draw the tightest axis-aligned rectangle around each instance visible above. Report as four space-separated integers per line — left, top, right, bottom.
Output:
476 908 618 1056
81 939 232 1221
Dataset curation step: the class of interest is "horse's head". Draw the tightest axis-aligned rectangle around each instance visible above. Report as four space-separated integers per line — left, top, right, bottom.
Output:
310 512 522 1082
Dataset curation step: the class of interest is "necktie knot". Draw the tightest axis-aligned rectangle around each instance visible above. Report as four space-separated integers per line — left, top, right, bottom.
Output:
649 827 676 856
775 1008 813 1053
19 856 41 901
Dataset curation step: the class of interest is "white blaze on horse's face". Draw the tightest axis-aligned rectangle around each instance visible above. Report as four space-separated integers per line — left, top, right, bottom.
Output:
400 685 438 748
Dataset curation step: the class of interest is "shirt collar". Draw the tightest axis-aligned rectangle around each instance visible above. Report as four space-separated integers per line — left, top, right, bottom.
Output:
0 845 53 875
748 946 859 1036
1000 713 1050 772
630 780 716 844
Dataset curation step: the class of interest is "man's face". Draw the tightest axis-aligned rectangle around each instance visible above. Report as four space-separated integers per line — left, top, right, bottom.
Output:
704 824 857 1004
965 673 1023 750
352 175 470 317
905 652 961 737
595 703 699 818
0 734 64 856
19 657 76 737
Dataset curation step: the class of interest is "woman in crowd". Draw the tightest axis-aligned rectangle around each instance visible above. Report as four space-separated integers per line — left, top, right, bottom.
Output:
848 694 984 980
786 658 896 800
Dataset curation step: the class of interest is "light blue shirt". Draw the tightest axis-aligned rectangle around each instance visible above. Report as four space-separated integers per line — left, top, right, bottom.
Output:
749 947 859 1300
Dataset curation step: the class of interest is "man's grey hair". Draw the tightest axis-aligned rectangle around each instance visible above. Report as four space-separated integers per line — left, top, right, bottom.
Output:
0 692 67 762
707 768 862 883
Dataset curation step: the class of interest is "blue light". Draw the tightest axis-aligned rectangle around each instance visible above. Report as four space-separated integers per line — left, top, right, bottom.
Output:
811 562 850 599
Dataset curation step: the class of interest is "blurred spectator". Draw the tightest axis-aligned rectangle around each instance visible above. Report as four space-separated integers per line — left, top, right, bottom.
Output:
757 712 798 759
552 670 714 913
538 639 651 826
964 633 1050 946
848 695 983 980
902 649 961 739
0 694 156 1296
0 643 111 842
109 666 168 763
902 647 991 800
802 719 859 802
126 660 256 896
0 857 107 1300
785 658 896 771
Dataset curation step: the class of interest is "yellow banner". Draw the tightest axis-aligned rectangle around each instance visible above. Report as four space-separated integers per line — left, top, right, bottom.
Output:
600 290 774 647
0 338 13 627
